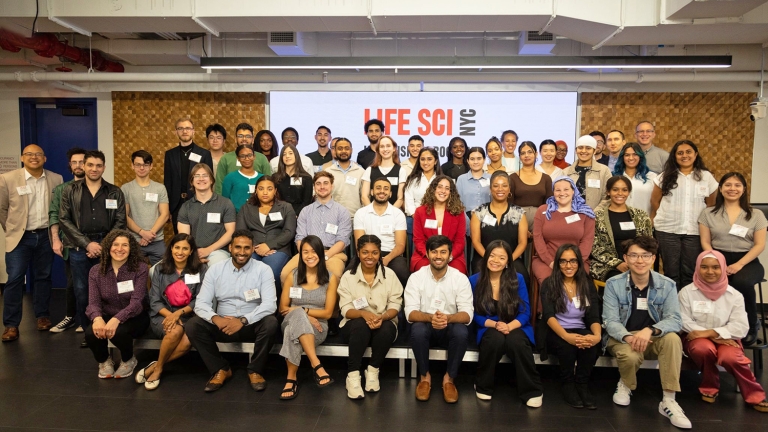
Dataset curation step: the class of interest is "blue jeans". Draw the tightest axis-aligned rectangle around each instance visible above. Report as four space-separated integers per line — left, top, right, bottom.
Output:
69 248 100 328
3 230 54 327
410 322 469 378
252 251 290 291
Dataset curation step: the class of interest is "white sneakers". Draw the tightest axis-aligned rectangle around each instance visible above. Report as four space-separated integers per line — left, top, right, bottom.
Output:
346 371 364 399
113 357 138 379
526 395 543 408
659 399 693 429
364 366 380 392
613 380 632 406
98 359 115 379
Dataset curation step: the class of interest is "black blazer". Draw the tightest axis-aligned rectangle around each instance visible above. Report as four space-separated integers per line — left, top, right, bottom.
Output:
163 142 213 212
236 200 297 256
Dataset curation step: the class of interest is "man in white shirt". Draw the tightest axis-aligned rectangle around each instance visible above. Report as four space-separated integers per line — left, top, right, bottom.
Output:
354 177 408 287
326 138 365 218
405 235 473 404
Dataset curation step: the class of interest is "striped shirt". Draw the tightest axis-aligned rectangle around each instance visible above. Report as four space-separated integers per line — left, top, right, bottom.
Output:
178 193 236 249
295 198 352 248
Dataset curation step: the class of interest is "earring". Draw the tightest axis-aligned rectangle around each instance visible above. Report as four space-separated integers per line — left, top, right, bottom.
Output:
505 265 508 269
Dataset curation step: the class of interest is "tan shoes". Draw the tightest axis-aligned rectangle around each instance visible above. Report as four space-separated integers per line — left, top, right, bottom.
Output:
36 317 52 331
443 382 459 403
204 368 232 392
248 372 267 391
415 380 431 401
2 327 19 342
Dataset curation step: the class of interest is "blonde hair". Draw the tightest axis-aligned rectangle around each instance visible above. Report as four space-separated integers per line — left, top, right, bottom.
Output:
175 117 194 128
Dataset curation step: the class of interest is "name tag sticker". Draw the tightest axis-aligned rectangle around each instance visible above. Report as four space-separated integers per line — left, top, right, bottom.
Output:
482 214 497 226
145 192 158 202
345 177 358 186
693 300 714 314
117 280 134 294
729 224 749 238
565 214 581 224
478 178 490 188
16 185 32 195
380 224 393 234
248 184 255 193
184 273 200 284
353 296 369 310
325 223 338 235
207 213 221 223
636 298 649 311
268 212 283 221
425 219 438 229
572 296 581 309
290 177 303 186
289 287 302 299
244 289 260 302
236 160 242 167
314 165 322 173
387 176 399 185
619 221 636 230
189 153 202 163
430 298 445 311
105 199 118 209
587 178 601 188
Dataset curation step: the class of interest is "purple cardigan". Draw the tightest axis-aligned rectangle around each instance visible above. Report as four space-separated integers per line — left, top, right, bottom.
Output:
85 262 149 323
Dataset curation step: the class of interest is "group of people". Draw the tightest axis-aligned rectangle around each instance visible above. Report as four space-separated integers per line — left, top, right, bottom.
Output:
1 117 766 430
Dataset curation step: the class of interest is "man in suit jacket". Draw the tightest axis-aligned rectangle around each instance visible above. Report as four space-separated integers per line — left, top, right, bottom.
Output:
0 144 63 342
164 118 213 233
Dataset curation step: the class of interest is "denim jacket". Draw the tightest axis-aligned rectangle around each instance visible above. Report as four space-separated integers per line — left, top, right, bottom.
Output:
602 270 682 346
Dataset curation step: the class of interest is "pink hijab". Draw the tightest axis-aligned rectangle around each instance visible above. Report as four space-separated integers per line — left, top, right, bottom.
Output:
692 250 729 301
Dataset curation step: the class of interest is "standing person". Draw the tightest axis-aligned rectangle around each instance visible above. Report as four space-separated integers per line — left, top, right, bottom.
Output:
590 131 609 166
48 147 87 334
613 142 657 216
536 139 565 179
553 140 570 169
403 147 442 252
281 127 299 147
326 138 365 218
84 230 149 379
602 236 691 429
59 150 126 347
634 120 669 174
441 137 469 181
539 244 601 409
278 236 338 400
563 135 611 209
651 140 718 289
605 130 626 172
357 119 384 169
177 164 236 266
456 147 491 216
306 126 334 173
205 124 227 178
185 230 278 393
510 141 553 232
471 240 543 405
255 129 280 162
483 137 505 175
221 144 263 212
273 144 314 217
401 135 424 175
411 175 467 274
338 235 403 399
405 235 473 403
0 144 62 342
215 123 272 195
121 150 170 265
500 130 520 174
361 136 406 208
164 118 213 233
270 127 314 174
699 172 767 345
679 250 768 412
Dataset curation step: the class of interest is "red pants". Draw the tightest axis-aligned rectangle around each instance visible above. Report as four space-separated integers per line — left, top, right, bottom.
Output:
684 337 765 404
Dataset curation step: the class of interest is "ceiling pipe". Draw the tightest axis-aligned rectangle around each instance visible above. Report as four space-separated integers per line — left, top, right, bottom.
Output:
0 29 124 72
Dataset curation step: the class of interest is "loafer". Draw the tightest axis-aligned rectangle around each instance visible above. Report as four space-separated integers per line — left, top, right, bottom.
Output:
36 317 52 331
415 380 431 401
1 327 19 342
205 368 232 392
248 372 267 391
443 381 459 404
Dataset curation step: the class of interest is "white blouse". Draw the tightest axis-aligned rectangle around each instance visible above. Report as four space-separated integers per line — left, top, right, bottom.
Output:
679 284 749 340
652 170 718 235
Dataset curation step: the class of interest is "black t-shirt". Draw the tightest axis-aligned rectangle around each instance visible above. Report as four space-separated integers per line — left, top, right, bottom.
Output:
441 161 468 181
356 146 376 169
608 210 637 256
79 183 111 234
625 277 655 332
574 165 590 198
306 150 332 168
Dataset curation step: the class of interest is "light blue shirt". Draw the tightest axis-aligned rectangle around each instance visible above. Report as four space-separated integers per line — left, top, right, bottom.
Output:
296 198 352 248
608 155 619 172
456 172 491 212
194 258 277 325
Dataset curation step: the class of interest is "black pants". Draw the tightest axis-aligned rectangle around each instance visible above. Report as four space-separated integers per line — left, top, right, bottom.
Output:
476 328 543 400
341 318 398 372
546 327 599 384
65 258 76 317
410 322 468 378
383 254 410 289
655 231 701 290
185 315 278 375
721 251 764 330
472 256 530 289
84 313 150 363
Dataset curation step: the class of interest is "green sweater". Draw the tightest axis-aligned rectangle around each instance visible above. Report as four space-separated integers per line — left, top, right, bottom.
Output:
215 151 271 195
222 170 264 212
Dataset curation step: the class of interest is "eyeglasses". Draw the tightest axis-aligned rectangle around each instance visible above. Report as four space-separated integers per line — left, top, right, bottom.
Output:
193 174 210 179
236 134 254 140
23 152 44 157
238 154 255 159
176 127 194 132
208 135 224 141
635 129 654 134
626 253 654 261
558 259 579 266
69 161 84 166
133 163 151 169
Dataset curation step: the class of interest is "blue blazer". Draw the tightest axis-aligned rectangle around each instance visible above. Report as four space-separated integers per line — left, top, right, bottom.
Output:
469 272 534 345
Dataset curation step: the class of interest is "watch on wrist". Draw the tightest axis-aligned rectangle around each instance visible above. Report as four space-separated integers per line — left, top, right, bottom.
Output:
239 317 248 325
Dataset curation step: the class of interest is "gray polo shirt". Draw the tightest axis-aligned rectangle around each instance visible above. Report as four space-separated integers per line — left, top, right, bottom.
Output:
121 179 169 242
643 145 670 174
178 192 236 249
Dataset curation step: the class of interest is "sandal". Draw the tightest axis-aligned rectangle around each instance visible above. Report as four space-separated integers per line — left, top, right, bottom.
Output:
279 379 299 400
754 401 768 413
313 363 334 388
701 392 718 403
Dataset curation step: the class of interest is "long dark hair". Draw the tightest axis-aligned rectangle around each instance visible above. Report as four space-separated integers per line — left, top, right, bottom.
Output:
711 171 753 220
473 240 523 322
296 235 330 286
160 233 204 275
422 174 465 216
612 142 650 182
98 229 148 275
255 129 279 160
273 144 310 185
660 140 709 196
246 175 281 206
541 244 593 314
405 147 442 189
348 235 386 279
447 137 469 166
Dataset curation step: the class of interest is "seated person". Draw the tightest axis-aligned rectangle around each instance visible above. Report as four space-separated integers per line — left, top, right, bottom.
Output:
186 230 278 393
84 230 150 379
471 240 543 406
338 235 403 399
281 171 352 283
539 244 601 409
177 163 236 266
137 234 207 390
679 250 768 412
353 177 409 287
603 236 691 429
221 144 263 212
405 235 473 403
278 235 339 400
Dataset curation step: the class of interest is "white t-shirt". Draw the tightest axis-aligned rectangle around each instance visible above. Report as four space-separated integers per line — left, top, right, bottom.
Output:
623 171 657 216
353 203 408 252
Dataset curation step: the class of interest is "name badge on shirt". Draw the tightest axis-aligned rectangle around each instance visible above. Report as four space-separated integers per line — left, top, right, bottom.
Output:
314 165 322 173
387 176 399 185
16 185 32 195
565 214 581 224
269 212 283 221
346 177 358 186
117 280 134 294
353 296 369 310
424 219 438 229
478 178 490 188
636 298 649 311
184 273 200 284
572 296 581 309
380 224 393 234
289 287 303 299
244 289 261 302
290 177 303 186
729 224 749 238
105 199 118 209
482 214 497 226
693 300 714 314
189 153 202 163
248 184 255 194
236 160 242 167
207 213 221 223
325 223 338 235
430 297 445 311
587 178 601 188
619 221 636 230
145 192 158 202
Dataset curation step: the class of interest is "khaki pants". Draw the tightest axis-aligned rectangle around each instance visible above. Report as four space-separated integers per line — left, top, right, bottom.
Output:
280 252 347 286
607 331 682 392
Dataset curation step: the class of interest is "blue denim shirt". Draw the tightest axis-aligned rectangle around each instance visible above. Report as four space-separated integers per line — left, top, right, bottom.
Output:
602 270 682 346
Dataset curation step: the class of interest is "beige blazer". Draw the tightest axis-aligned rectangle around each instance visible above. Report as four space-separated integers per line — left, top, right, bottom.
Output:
0 168 63 252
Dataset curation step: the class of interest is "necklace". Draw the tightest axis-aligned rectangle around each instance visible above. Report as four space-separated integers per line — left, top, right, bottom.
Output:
181 144 193 157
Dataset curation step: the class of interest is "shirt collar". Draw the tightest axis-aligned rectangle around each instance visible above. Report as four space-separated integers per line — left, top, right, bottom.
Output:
355 264 385 286
365 202 394 215
312 198 335 209
227 257 253 273
24 168 45 180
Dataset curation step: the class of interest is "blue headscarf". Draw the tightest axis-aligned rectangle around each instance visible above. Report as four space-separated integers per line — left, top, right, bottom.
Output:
545 176 595 220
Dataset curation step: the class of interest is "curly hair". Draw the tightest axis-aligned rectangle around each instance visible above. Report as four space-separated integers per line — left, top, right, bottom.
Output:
98 229 148 275
421 174 465 216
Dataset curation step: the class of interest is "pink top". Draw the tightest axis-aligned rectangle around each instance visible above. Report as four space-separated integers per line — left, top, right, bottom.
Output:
533 204 595 267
